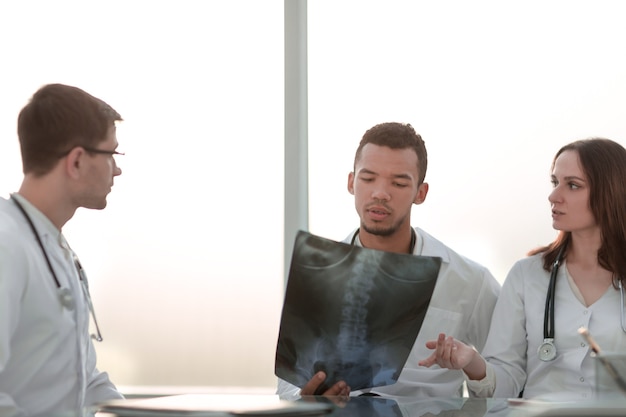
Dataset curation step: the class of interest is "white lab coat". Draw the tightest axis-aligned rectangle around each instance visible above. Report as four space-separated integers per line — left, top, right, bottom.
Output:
0 194 122 416
277 227 501 399
467 253 626 400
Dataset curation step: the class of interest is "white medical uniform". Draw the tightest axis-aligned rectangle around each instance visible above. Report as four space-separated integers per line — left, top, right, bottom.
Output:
277 227 501 399
467 253 626 400
0 194 122 416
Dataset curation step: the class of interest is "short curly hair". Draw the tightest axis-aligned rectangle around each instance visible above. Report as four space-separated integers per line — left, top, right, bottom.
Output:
354 122 427 184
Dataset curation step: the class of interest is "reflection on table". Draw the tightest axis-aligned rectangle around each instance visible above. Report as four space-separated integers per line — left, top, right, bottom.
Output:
300 395 626 417
302 396 492 417
40 395 626 417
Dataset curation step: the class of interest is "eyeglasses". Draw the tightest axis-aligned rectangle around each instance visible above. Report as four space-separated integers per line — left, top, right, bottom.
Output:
58 146 125 159
82 147 125 157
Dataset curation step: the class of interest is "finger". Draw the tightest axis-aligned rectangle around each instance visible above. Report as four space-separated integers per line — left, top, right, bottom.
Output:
435 333 447 360
446 336 456 367
336 383 350 397
437 336 452 366
434 333 446 354
424 339 438 349
323 380 347 397
431 334 454 368
418 352 438 367
327 390 351 408
300 371 326 396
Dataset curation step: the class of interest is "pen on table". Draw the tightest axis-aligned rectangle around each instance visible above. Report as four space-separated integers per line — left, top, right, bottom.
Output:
578 326 626 395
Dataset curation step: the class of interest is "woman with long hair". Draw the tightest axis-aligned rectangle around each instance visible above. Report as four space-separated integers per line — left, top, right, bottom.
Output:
420 138 626 400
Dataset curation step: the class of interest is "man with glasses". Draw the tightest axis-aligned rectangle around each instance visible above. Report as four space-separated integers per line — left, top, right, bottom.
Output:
0 84 124 415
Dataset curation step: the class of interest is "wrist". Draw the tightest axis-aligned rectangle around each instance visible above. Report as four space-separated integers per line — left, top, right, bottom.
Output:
463 349 487 380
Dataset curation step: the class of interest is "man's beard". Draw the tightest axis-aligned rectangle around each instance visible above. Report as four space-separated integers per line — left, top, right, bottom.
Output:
361 219 402 237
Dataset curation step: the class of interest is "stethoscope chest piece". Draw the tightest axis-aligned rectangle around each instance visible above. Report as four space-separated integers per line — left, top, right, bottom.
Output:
538 338 557 362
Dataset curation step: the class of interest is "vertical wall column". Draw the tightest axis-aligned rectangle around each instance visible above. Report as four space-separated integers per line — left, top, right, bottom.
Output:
284 0 308 283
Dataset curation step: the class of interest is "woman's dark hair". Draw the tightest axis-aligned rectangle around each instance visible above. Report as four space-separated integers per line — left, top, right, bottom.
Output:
529 138 626 287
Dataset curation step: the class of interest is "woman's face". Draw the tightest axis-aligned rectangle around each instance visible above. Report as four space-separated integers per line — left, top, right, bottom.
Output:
548 150 597 235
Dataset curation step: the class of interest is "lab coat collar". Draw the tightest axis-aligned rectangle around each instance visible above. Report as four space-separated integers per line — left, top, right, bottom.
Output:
10 193 66 249
414 227 452 264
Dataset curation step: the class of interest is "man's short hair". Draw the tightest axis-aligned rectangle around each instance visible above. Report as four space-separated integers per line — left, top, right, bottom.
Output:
354 122 428 184
17 83 122 176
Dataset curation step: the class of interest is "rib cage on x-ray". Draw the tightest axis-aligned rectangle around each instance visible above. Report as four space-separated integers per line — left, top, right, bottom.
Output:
275 231 441 392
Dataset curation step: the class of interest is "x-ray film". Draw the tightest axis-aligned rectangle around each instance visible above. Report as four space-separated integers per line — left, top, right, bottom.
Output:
275 231 441 392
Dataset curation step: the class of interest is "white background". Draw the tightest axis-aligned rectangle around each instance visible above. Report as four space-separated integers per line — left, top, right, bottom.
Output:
1 0 626 392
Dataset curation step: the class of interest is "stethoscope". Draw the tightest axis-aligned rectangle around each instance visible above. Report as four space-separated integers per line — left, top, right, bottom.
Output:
617 279 626 333
538 243 626 361
11 196 103 342
538 245 565 361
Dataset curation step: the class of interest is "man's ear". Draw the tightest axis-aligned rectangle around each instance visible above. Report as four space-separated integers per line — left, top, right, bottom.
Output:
347 172 355 195
414 182 429 205
64 147 84 179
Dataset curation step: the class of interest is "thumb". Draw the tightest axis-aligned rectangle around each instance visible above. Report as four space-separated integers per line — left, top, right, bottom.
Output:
424 340 437 349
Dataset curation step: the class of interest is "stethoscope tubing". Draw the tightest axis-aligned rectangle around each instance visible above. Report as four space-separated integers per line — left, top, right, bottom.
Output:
539 245 566 362
11 196 63 289
10 195 103 341
540 242 625 361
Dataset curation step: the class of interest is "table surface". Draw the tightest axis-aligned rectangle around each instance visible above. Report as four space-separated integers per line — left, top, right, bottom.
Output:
36 395 626 417
310 396 626 417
